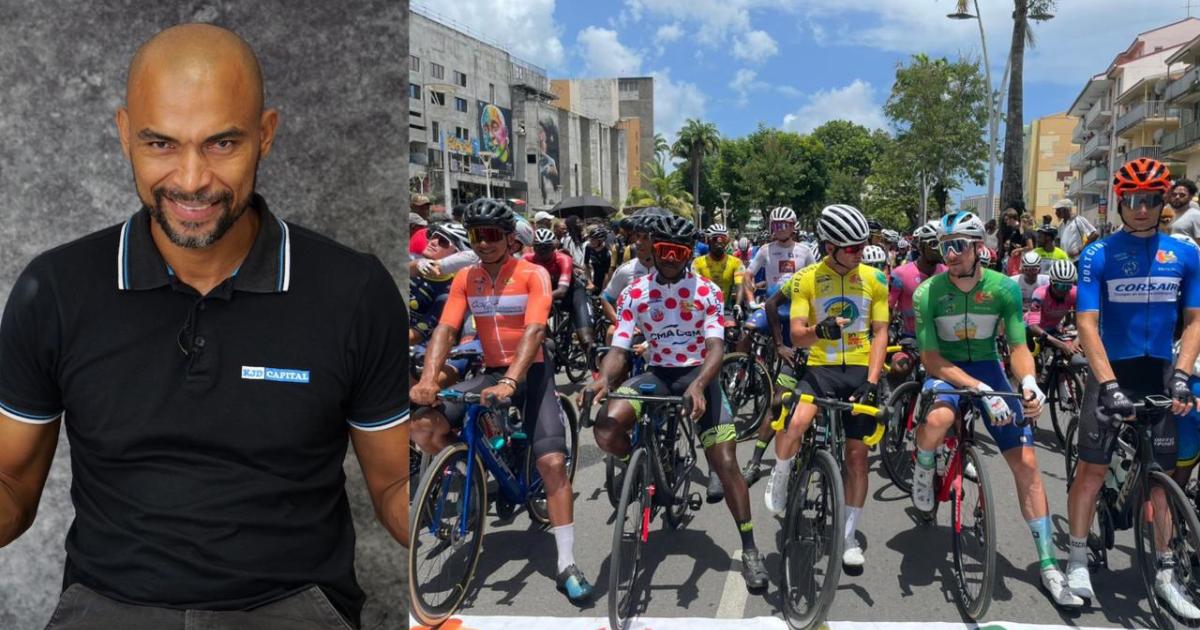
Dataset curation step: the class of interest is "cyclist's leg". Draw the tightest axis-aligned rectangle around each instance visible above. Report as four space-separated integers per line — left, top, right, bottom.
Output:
736 306 766 354
1171 378 1200 488
911 376 961 510
746 363 798 477
410 371 499 454
593 370 666 457
567 280 595 352
774 368 822 461
836 366 876 553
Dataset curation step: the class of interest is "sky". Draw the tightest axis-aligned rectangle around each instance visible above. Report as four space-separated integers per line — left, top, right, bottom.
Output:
411 0 1200 198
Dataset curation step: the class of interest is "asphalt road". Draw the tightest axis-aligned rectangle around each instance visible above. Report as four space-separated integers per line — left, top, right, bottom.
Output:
421 374 1161 628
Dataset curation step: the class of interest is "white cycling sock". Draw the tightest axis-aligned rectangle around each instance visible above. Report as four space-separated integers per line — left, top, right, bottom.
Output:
773 454 794 477
844 506 862 546
553 523 576 573
1068 535 1088 567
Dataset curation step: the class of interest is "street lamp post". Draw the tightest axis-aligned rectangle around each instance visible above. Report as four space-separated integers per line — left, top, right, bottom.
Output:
720 191 731 223
479 150 495 198
948 0 997 223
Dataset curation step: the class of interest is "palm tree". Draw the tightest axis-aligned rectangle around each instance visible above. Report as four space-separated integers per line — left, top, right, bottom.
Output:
624 161 695 216
653 132 671 168
999 0 1055 213
671 119 721 226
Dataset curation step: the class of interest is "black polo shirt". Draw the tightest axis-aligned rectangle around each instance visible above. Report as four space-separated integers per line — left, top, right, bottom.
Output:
0 195 408 626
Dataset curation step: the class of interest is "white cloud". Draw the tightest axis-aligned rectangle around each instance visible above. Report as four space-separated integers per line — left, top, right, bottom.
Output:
413 0 565 70
781 79 887 134
625 0 796 47
652 68 708 144
776 85 802 98
577 27 644 77
732 30 779 63
800 0 1184 86
730 68 769 106
655 22 684 55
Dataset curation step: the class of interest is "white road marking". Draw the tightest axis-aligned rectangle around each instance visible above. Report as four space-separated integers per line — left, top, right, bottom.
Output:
714 548 749 619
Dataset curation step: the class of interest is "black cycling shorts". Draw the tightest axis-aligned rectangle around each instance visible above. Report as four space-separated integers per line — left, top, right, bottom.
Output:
795 365 877 441
566 280 593 332
1078 357 1176 471
612 366 735 449
436 359 567 458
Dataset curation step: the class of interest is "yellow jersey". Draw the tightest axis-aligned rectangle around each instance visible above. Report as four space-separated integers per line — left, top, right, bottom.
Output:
788 261 889 367
692 253 743 301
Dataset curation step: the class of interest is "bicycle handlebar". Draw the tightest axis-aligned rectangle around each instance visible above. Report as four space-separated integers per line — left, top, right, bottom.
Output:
606 390 696 418
436 389 512 408
769 392 888 446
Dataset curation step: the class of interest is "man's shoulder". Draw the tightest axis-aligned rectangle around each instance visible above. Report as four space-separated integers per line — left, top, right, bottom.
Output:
26 222 125 281
287 221 385 275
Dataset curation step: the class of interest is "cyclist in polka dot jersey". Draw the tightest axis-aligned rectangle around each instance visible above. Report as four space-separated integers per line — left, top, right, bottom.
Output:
584 214 770 593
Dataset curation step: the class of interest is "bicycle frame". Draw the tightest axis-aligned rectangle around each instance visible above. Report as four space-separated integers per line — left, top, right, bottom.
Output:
610 392 697 541
1108 398 1173 530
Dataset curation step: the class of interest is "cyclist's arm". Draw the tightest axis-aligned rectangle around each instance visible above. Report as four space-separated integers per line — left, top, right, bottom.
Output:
764 288 787 347
692 293 728 390
921 350 985 389
1000 277 1036 383
742 250 765 304
1179 308 1200 376
788 273 819 347
1077 311 1115 383
0 417 60 547
349 423 410 547
867 319 888 383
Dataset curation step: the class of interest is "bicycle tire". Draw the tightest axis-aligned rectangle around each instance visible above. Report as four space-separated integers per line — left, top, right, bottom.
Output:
881 381 921 495
1048 368 1083 449
721 352 772 441
527 395 582 523
781 449 845 630
609 448 650 630
408 443 487 627
949 444 997 621
605 454 621 508
1064 418 1079 488
1134 470 1200 630
564 341 591 383
664 410 697 529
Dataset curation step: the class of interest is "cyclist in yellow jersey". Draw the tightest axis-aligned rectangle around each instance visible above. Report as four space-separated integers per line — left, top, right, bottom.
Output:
692 223 743 311
763 204 889 569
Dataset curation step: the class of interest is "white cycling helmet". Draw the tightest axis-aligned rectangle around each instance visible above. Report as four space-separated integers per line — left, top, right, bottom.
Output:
979 247 993 265
897 238 910 250
817 204 870 247
513 217 534 247
1048 259 1077 283
533 228 557 245
863 245 887 266
882 229 901 243
706 223 728 237
770 206 797 223
938 211 986 240
1020 250 1042 269
913 220 940 244
428 221 470 252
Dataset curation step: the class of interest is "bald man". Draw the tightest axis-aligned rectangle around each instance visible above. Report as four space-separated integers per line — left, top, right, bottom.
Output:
0 24 409 630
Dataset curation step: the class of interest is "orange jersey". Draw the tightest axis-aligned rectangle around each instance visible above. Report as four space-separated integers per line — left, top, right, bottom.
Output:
440 257 553 367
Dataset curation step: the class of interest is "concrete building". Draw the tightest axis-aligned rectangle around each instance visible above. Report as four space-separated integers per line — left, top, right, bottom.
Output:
1023 113 1078 224
408 7 630 213
551 78 655 192
1065 18 1200 226
1163 33 1200 178
959 194 1000 218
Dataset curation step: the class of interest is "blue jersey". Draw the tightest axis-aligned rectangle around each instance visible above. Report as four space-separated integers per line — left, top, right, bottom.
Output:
1077 230 1200 361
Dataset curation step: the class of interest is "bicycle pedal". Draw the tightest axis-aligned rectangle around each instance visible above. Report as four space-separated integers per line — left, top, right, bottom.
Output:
687 492 703 511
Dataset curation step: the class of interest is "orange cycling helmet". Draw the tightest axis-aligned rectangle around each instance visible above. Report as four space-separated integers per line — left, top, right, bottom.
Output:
1112 157 1172 196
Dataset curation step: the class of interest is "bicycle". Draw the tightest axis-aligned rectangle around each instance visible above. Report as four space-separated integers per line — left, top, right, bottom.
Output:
721 320 777 441
408 389 580 626
1064 395 1200 629
550 304 590 384
880 342 925 494
583 385 702 630
910 387 1027 620
408 341 485 500
769 392 886 630
588 343 649 508
1036 332 1087 448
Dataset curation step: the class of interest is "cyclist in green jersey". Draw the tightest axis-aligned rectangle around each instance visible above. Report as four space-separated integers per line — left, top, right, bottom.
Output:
912 211 1081 608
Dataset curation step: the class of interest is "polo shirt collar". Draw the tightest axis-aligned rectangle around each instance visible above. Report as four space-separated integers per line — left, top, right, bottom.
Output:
116 194 292 294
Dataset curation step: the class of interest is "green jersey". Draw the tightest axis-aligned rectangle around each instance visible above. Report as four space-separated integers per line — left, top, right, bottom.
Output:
913 269 1026 363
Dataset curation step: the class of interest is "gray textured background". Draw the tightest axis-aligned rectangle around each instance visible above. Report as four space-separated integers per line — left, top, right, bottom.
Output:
0 2 410 628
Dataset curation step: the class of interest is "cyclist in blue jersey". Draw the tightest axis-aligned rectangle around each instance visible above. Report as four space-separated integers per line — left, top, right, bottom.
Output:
1068 158 1200 618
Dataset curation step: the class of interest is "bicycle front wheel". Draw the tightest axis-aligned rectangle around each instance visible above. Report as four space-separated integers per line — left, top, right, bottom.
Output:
664 412 697 529
947 444 996 621
881 381 921 495
1064 417 1080 488
781 449 845 630
610 448 651 630
408 443 487 627
721 352 771 441
1048 368 1083 449
1134 470 1200 630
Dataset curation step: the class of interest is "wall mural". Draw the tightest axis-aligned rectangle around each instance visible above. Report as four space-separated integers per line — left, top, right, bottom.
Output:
477 101 513 178
536 115 561 205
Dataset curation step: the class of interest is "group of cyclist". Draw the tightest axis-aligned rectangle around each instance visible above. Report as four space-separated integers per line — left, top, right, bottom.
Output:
408 154 1200 624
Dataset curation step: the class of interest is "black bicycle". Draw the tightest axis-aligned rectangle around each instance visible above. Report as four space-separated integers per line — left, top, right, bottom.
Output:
1035 333 1087 448
773 392 886 630
1064 395 1200 629
583 385 702 630
550 304 591 384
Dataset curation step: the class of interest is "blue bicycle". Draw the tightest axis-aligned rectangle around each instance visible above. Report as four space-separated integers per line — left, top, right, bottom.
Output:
408 389 579 627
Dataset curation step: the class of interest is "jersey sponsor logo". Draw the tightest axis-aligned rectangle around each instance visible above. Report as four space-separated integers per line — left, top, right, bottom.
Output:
1122 260 1139 276
1157 250 1178 264
651 308 665 322
822 297 861 324
973 291 993 305
241 366 311 383
779 260 796 274
1106 276 1181 303
934 313 999 342
467 294 529 316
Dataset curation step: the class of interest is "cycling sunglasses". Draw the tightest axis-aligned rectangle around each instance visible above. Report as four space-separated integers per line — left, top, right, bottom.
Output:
1120 192 1165 210
430 233 452 248
1051 282 1073 292
652 241 693 262
467 226 508 244
770 220 795 234
708 235 729 245
836 243 866 255
937 238 976 257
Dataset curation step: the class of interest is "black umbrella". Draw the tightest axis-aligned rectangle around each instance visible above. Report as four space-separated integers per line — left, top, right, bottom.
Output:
552 195 617 220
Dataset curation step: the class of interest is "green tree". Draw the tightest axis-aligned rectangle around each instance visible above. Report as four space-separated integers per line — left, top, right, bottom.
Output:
999 0 1056 212
624 161 695 217
672 119 721 222
809 120 892 211
737 125 829 226
884 53 989 219
653 132 671 168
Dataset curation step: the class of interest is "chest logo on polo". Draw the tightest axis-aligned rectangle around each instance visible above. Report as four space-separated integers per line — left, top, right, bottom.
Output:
241 366 311 383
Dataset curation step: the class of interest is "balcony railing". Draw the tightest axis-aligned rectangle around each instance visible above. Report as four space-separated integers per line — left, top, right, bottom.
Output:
1069 151 1086 171
1163 121 1200 156
1082 165 1109 190
1123 146 1162 162
1115 100 1175 135
1083 132 1110 159
1167 66 1200 103
1085 100 1111 130
1072 119 1086 144
1067 178 1082 197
